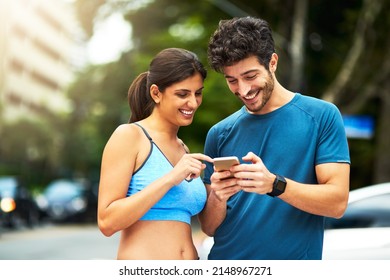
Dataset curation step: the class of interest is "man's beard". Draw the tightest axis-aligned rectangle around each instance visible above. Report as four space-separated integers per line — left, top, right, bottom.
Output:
246 71 274 114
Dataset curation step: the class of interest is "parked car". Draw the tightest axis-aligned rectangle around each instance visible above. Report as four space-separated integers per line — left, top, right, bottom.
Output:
325 182 390 229
36 179 97 223
0 176 40 228
323 182 390 259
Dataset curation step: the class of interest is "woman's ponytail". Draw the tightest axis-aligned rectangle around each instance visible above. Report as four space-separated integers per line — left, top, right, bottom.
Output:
127 72 154 123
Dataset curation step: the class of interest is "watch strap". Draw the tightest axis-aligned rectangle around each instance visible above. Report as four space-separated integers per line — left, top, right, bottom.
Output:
267 174 286 197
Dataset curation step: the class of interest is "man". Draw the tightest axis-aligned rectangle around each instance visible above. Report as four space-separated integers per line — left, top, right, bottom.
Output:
199 16 350 260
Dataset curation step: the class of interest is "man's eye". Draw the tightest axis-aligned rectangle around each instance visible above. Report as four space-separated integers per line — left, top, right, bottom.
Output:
246 75 257 80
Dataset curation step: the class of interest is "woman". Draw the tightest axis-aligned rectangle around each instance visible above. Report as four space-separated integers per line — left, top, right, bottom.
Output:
97 48 212 260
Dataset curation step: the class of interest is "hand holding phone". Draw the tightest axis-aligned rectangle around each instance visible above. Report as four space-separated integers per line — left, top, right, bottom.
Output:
213 156 240 172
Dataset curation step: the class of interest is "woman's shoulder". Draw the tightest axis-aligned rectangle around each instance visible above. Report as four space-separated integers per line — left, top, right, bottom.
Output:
113 123 140 135
106 123 144 148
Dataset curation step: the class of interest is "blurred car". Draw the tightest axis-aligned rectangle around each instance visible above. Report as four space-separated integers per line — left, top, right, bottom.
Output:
36 179 97 223
323 182 390 259
0 176 40 228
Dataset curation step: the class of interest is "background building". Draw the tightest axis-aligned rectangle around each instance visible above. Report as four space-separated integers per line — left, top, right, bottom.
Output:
0 0 84 123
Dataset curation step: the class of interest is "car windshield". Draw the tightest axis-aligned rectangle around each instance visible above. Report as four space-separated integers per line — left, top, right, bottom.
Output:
325 192 390 229
45 181 82 198
349 194 390 211
0 177 17 197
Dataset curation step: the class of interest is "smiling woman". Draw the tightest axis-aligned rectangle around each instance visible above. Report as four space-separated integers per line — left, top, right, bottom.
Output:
97 48 213 260
87 12 132 65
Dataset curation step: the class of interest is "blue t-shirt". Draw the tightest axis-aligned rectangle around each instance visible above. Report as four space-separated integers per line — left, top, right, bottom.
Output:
127 124 206 225
203 93 350 259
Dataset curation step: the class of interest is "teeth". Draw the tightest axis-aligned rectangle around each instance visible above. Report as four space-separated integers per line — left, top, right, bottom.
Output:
180 109 193 115
244 92 257 100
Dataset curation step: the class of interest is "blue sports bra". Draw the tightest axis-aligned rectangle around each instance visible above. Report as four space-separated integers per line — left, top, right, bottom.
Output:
127 123 207 225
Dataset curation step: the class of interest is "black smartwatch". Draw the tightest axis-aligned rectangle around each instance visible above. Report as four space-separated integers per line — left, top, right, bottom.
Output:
267 174 287 197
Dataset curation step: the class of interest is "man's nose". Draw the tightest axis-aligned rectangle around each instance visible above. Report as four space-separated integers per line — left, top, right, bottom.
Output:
236 81 251 96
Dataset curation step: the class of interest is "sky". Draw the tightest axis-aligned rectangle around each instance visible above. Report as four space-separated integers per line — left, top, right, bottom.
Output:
86 12 132 65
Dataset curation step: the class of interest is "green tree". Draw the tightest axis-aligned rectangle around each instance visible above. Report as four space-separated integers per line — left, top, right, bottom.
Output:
61 54 135 181
0 118 60 189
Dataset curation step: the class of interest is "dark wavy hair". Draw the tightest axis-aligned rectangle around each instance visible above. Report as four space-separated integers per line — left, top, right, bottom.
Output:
208 16 275 73
128 48 207 123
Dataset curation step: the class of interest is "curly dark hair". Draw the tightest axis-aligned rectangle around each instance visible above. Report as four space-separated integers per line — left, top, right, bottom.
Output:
208 16 275 73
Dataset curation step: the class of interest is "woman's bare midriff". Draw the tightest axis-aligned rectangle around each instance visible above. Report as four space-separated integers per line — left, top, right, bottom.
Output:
117 220 198 260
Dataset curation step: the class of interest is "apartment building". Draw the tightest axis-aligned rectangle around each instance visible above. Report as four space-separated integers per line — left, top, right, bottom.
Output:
0 0 84 123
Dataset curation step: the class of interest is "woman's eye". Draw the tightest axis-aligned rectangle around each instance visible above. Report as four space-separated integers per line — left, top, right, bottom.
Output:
176 92 187 97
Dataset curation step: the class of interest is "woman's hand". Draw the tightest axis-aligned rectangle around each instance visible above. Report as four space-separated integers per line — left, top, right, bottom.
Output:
169 153 213 186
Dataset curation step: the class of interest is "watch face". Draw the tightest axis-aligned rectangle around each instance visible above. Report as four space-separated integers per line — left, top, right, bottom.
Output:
268 174 286 197
275 175 286 192
275 182 284 191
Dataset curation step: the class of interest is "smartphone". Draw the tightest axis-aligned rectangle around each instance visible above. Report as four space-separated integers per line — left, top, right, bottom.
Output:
213 156 240 172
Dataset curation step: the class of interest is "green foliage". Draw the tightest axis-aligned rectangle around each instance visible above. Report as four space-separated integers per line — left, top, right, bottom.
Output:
0 118 60 186
61 55 135 181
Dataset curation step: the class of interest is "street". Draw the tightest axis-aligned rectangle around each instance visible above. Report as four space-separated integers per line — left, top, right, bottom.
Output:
0 222 208 260
1 223 389 280
0 223 120 260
